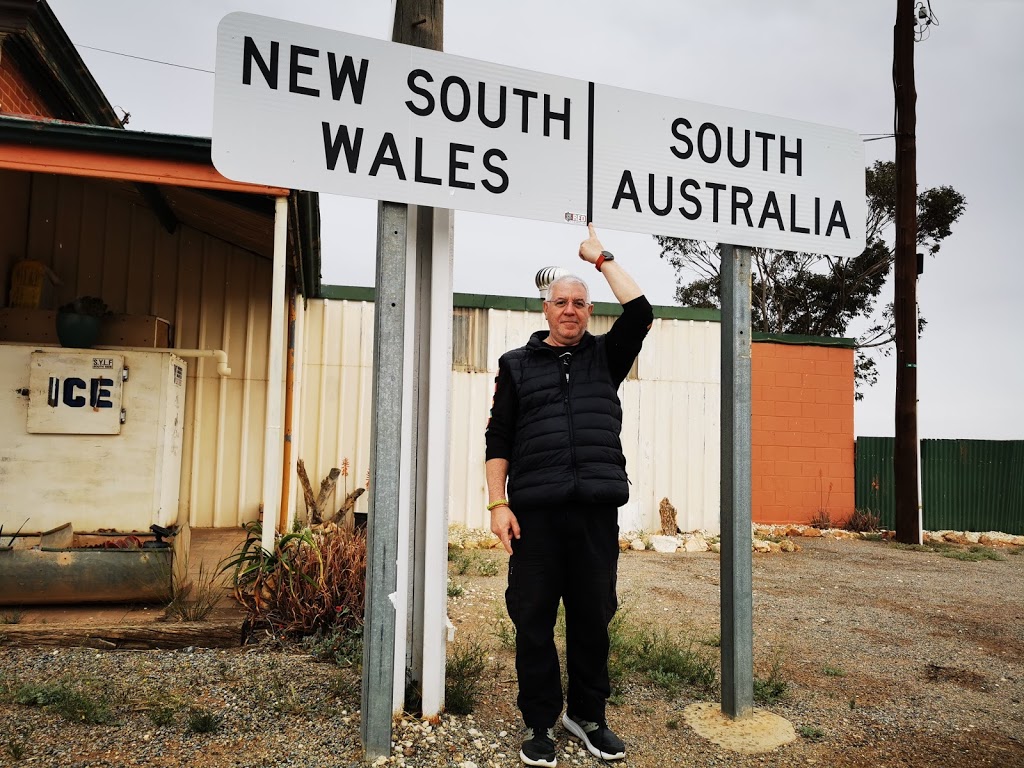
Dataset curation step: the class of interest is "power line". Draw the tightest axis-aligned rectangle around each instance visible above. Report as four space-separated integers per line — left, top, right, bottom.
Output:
76 44 213 74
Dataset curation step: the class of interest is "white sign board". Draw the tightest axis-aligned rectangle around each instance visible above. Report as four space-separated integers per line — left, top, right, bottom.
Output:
213 13 865 257
27 352 124 435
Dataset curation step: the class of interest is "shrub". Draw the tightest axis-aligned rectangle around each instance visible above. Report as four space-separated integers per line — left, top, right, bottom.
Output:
607 613 717 698
445 639 489 714
221 520 366 639
941 545 1005 562
492 610 516 650
148 705 176 727
477 557 500 577
798 725 825 741
754 657 789 704
450 550 477 575
164 561 222 622
845 508 880 533
305 623 364 668
186 707 222 734
15 681 113 724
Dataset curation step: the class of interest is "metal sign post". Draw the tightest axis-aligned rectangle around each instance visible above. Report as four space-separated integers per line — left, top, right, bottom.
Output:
719 243 754 718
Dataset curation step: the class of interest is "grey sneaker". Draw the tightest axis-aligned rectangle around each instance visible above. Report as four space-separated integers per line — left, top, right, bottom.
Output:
520 725 557 767
562 713 625 760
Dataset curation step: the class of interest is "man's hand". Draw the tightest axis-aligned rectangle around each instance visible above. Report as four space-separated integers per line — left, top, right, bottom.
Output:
490 504 521 555
579 222 604 265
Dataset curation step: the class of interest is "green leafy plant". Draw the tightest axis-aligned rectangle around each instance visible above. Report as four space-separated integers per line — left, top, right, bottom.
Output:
492 609 516 650
823 666 846 677
477 557 500 577
798 725 825 741
447 579 465 598
15 681 113 724
941 545 1005 562
450 550 477 575
148 705 176 727
305 623 364 668
186 707 222 734
445 639 489 715
6 733 28 761
753 656 789 705
606 610 717 698
58 296 108 317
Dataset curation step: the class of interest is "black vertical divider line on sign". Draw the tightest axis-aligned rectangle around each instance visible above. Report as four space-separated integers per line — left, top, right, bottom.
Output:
587 81 595 224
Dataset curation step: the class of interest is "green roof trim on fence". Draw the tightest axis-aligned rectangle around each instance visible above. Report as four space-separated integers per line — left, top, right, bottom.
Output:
320 285 376 302
322 285 718 320
319 285 852 347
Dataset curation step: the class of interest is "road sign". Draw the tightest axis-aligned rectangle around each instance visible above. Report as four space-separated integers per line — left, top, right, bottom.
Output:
214 12 865 257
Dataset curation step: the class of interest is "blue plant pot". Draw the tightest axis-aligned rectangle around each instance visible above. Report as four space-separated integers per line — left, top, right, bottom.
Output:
56 312 101 348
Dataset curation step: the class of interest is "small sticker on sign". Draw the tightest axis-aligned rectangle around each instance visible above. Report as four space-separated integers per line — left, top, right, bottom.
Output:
564 212 587 224
93 358 114 369
174 365 183 386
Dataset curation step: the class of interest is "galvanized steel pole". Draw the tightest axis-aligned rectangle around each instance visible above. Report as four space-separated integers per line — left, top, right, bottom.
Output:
719 243 754 719
361 202 408 760
363 1 444 760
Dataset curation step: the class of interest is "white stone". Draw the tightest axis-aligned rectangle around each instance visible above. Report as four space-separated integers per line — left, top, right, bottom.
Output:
650 535 679 553
752 539 772 553
630 538 647 551
964 531 981 544
682 533 708 552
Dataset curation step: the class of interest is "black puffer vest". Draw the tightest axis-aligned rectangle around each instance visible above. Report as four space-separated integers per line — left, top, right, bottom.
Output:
502 330 629 510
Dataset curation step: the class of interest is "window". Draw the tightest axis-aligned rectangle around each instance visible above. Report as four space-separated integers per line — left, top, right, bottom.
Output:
452 308 488 372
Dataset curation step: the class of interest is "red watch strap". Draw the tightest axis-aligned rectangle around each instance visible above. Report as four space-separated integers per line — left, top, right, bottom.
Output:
595 254 607 272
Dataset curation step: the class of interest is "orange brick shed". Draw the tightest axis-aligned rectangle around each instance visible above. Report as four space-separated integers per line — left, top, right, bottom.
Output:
751 337 855 526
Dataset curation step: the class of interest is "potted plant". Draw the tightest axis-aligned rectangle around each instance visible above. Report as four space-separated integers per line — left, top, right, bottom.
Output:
56 296 109 348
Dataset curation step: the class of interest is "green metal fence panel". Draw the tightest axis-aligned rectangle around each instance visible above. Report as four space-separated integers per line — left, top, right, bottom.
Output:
921 439 1024 535
854 437 895 529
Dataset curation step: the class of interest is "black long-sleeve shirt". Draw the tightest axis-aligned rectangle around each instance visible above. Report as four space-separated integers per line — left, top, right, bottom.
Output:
485 295 653 462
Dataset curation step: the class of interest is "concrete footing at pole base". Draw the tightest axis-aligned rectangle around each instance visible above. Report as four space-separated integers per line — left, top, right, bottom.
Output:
683 702 796 754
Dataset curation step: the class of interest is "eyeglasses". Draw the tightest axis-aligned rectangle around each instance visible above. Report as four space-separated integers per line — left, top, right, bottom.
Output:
545 298 590 310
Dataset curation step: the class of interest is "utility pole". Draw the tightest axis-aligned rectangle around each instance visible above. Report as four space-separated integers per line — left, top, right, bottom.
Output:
893 0 921 544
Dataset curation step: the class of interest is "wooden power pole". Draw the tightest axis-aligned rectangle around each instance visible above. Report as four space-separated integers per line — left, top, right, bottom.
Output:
893 0 921 544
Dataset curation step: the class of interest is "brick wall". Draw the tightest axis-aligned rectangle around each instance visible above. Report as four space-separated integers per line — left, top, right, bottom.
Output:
0 48 53 117
751 341 855 525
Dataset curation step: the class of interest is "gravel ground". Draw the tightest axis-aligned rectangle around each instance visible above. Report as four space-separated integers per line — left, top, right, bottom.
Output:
2 535 1023 767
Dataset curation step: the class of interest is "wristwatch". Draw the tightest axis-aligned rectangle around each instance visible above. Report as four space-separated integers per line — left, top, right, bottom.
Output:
596 250 615 272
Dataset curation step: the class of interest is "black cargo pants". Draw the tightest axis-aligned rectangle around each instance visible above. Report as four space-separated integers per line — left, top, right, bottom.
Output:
505 502 620 729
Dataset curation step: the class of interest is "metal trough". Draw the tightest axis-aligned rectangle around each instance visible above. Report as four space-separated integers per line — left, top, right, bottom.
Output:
0 546 172 605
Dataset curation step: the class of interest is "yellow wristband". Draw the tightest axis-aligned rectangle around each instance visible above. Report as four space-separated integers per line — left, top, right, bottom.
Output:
487 499 509 511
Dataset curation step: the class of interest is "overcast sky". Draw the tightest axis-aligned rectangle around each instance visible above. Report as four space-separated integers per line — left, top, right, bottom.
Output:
47 0 1024 441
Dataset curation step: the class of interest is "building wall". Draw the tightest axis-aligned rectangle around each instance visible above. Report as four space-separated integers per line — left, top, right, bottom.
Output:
296 297 855 534
0 49 53 117
751 342 856 525
0 170 276 529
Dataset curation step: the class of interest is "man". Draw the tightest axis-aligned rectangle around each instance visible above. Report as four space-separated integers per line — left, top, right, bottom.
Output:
485 224 653 767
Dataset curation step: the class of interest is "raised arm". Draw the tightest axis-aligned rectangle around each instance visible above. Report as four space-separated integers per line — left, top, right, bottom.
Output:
578 223 643 305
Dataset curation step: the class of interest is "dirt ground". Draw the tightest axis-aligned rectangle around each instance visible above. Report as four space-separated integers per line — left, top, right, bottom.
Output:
446 535 1024 767
2 534 1022 767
